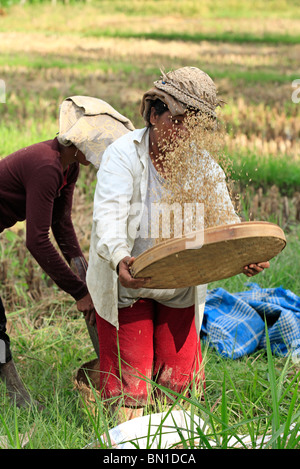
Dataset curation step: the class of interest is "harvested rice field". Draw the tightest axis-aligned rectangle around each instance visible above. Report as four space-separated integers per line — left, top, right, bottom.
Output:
0 1 299 316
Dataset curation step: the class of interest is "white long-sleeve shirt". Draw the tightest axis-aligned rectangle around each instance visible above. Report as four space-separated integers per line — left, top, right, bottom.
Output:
86 127 239 331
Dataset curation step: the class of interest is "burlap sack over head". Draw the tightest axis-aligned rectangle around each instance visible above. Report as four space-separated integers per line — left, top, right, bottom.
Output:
57 96 135 168
140 67 223 126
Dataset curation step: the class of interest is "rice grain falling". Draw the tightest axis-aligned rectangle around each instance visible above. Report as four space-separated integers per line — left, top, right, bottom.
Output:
152 112 237 243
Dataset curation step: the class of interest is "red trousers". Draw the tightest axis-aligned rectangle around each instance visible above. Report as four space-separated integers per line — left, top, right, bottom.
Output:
96 299 203 406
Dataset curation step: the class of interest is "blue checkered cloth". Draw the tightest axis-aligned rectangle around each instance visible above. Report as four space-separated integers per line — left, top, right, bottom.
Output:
201 283 300 359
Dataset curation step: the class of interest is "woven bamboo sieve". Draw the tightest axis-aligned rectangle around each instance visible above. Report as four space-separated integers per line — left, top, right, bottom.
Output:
130 221 286 289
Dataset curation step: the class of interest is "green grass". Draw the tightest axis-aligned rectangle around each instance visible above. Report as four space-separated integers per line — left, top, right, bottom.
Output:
2 51 298 89
0 53 142 75
0 224 299 449
0 123 58 157
1 2 300 44
229 151 300 195
0 315 299 449
2 52 298 97
1 0 300 20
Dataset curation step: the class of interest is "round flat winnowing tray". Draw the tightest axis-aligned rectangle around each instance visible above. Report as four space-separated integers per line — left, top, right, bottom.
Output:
130 221 286 289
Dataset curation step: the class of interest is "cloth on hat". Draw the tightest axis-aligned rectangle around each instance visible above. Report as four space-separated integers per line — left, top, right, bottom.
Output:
57 96 135 168
140 67 223 126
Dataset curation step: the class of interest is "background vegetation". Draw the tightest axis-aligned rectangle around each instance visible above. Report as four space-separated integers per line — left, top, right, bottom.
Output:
0 0 299 449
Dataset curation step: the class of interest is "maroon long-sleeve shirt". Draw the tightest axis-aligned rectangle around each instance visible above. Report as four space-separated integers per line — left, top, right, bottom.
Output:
0 138 88 301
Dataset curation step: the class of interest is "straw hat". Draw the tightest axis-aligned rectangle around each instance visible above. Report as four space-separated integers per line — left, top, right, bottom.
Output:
57 96 135 168
140 67 223 125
